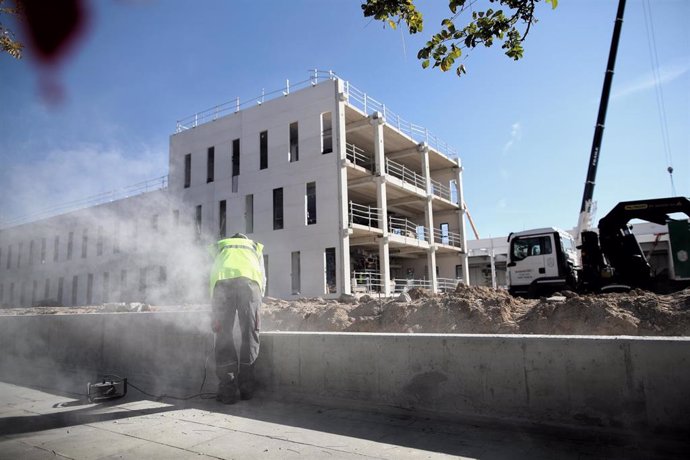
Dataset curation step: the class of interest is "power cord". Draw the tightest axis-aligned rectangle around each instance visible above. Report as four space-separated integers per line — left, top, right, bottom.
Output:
98 334 217 402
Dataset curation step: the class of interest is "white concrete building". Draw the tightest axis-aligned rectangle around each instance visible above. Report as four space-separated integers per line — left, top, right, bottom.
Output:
0 72 470 306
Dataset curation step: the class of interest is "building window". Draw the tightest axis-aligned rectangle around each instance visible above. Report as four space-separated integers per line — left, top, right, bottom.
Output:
273 188 283 230
173 209 180 227
184 153 191 188
232 138 240 193
57 277 64 305
325 247 336 294
87 273 93 305
207 146 215 183
5 245 11 269
322 112 333 154
19 282 25 306
71 275 78 306
67 232 73 260
139 268 147 299
289 122 299 162
260 130 268 170
103 272 110 303
195 205 202 241
245 194 254 234
113 223 120 254
40 238 46 264
0 283 3 304
440 223 449 245
97 226 104 255
43 278 50 301
29 240 34 266
9 283 15 304
120 270 127 301
219 200 227 238
291 251 301 295
17 242 22 268
53 236 59 262
306 182 316 225
31 280 37 306
82 229 88 258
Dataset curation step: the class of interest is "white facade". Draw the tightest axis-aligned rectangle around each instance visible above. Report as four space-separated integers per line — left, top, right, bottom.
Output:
0 74 470 305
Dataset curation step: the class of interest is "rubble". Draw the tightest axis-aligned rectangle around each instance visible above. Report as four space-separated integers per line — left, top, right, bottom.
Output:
2 287 689 336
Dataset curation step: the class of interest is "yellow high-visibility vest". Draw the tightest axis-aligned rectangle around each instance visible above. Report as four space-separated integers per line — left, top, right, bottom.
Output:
210 237 265 297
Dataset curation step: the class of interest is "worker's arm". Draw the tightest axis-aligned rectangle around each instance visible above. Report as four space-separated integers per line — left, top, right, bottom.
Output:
259 254 266 296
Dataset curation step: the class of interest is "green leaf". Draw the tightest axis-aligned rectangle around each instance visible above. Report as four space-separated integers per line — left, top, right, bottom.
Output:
422 59 430 69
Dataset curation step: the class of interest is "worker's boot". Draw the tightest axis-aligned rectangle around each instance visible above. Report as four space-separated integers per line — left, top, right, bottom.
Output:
216 372 238 405
238 364 256 400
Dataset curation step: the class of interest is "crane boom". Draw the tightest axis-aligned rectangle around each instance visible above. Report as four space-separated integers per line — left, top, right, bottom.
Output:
576 0 627 242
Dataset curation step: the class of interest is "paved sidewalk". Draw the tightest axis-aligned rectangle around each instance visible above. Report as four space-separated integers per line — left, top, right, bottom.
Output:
0 381 686 459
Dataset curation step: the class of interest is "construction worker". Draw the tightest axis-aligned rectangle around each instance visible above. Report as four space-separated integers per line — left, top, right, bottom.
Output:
209 233 265 404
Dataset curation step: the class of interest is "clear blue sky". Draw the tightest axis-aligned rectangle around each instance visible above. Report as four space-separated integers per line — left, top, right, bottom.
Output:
1 0 687 238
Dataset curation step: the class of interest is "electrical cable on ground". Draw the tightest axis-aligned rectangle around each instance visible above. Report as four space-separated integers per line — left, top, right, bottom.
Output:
97 333 217 402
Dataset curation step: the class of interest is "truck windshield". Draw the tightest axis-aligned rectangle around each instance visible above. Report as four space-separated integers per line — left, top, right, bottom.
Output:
512 236 552 261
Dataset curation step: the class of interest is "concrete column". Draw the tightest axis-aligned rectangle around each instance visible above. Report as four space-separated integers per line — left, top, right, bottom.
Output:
335 79 352 295
372 112 391 296
420 143 437 293
454 160 470 286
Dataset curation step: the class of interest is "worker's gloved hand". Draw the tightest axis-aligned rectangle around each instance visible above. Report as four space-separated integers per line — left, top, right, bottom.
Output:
212 319 222 333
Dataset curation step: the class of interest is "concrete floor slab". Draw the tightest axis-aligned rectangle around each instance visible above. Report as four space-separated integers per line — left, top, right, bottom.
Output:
0 381 687 460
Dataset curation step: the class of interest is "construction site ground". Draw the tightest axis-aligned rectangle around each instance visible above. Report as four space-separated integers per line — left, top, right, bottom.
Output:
2 381 687 459
4 285 690 337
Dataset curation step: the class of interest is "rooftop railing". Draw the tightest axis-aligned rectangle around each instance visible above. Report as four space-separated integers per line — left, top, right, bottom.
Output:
0 175 168 229
175 70 458 160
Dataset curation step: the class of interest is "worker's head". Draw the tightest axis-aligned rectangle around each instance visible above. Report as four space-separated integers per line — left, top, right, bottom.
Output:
231 232 248 240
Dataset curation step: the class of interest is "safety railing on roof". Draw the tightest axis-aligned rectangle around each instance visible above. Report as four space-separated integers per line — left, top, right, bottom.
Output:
430 179 452 202
385 157 426 191
433 227 463 248
345 143 374 171
388 216 428 243
349 201 381 229
175 69 457 159
0 175 169 229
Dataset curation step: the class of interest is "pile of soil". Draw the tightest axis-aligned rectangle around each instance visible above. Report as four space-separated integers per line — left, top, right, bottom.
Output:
3 287 689 336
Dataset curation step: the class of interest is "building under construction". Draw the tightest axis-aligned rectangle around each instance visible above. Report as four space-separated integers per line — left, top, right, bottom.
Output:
0 72 470 305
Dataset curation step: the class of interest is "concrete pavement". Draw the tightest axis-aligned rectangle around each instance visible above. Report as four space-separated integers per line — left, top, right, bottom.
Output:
1 381 687 459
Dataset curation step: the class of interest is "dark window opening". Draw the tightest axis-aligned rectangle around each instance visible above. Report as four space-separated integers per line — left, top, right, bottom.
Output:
322 112 333 154
86 273 93 305
113 224 120 254
41 238 46 263
97 226 104 255
207 146 215 183
173 210 180 227
291 251 301 295
219 200 227 238
54 236 59 262
17 242 22 268
57 278 64 305
31 280 37 306
103 272 110 303
325 247 336 294
43 278 49 300
246 194 254 234
71 275 78 306
195 205 203 241
67 232 73 260
273 188 283 230
6 245 11 269
232 138 240 192
29 240 34 266
260 130 268 170
81 229 88 258
184 153 191 188
306 182 316 225
289 122 299 162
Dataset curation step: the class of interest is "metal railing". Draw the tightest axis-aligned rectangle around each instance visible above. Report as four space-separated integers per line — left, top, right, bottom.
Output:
385 157 426 191
433 228 463 248
430 179 452 202
175 70 458 160
0 175 169 229
349 201 381 229
345 143 374 171
352 270 383 292
388 216 428 242
437 277 462 291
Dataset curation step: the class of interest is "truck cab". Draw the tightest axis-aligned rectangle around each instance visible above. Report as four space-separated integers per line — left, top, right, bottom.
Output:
507 227 580 297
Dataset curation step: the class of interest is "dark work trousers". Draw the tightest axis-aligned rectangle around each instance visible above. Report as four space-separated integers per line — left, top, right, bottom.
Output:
212 277 261 392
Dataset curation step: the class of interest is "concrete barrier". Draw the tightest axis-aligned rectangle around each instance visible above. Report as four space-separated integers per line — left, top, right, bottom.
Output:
0 312 688 435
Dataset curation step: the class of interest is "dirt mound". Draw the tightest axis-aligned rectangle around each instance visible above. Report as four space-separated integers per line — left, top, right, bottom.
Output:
3 286 689 336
